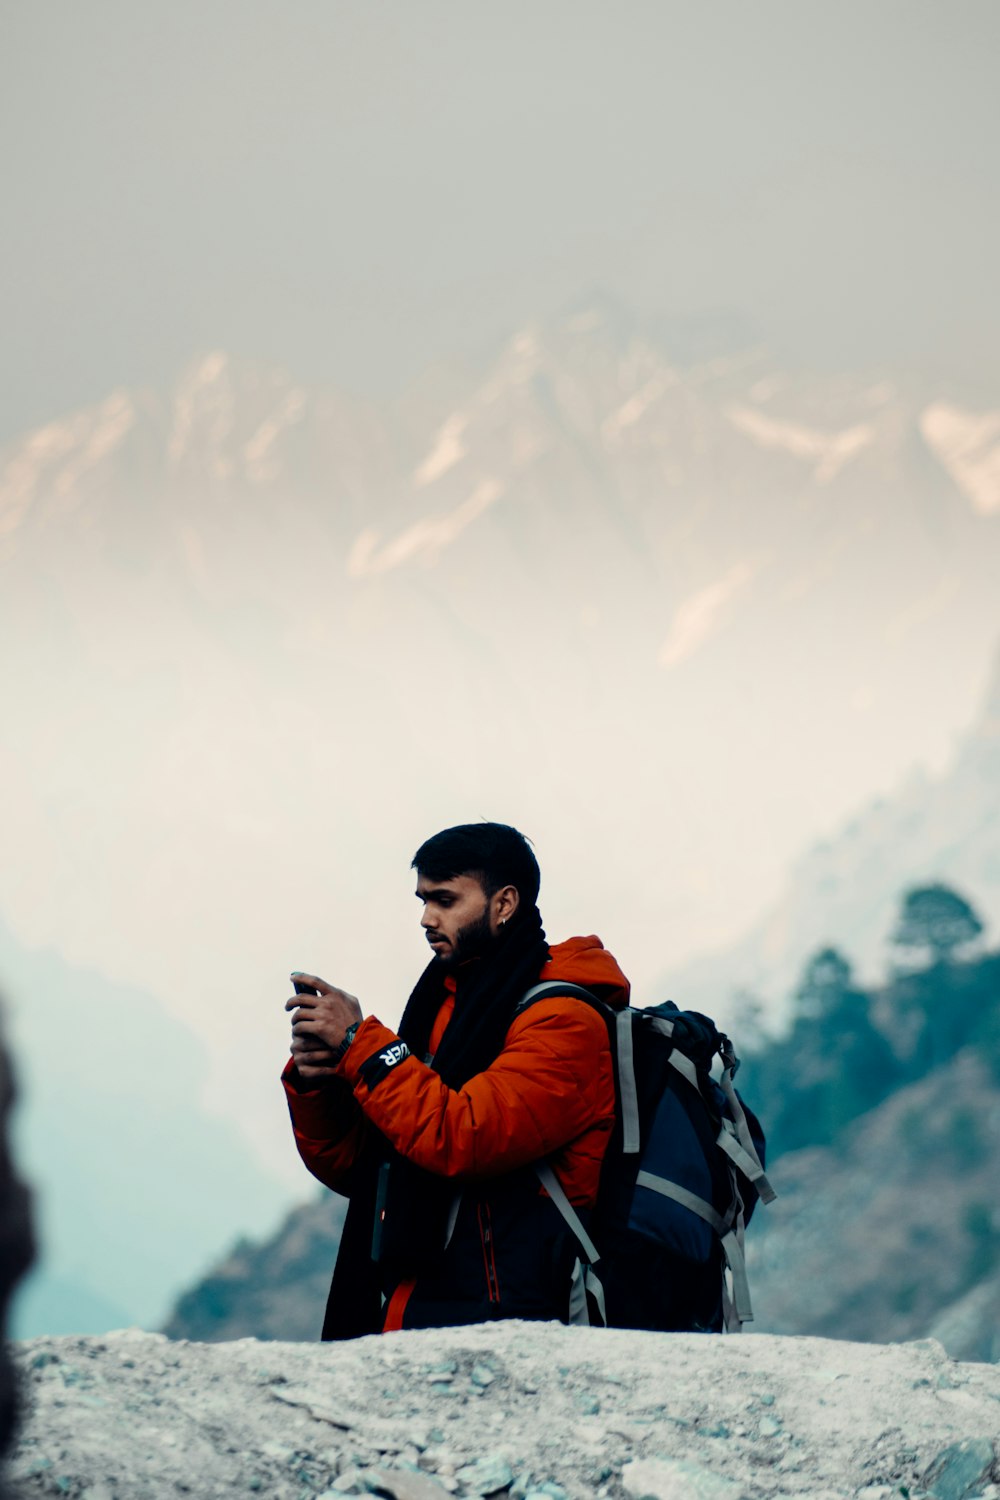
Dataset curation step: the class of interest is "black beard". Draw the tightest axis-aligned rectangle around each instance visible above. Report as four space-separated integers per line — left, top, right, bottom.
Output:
440 907 498 967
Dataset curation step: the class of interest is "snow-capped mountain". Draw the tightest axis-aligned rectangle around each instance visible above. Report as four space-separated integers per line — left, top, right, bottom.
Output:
2 300 998 1180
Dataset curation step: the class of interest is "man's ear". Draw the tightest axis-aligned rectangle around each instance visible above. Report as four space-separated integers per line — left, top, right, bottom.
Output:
493 885 520 927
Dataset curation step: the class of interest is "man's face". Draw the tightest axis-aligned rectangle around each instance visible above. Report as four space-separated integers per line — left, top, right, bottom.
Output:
415 872 497 967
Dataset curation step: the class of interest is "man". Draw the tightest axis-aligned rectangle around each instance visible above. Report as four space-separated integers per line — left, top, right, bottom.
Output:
282 821 629 1339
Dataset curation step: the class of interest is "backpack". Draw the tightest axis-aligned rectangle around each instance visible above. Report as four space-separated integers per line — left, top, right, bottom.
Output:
517 983 776 1333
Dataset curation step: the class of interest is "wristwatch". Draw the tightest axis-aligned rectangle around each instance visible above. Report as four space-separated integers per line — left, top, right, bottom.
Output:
331 1019 361 1066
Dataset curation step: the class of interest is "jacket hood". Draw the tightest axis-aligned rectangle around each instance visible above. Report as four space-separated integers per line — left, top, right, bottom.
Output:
540 935 630 1011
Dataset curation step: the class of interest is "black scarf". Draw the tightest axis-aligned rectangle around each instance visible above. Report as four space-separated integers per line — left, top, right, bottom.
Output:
322 906 549 1339
398 903 550 1086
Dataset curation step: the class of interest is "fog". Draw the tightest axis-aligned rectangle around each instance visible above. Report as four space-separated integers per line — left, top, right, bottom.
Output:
2 0 999 1335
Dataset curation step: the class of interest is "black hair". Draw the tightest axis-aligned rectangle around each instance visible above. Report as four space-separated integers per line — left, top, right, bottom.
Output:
411 822 541 910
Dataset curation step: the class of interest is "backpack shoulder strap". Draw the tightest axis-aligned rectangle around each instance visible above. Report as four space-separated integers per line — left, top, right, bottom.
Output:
516 980 608 1013
518 983 641 1156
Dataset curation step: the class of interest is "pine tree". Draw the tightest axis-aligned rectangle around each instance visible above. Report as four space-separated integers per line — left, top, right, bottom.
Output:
892 884 984 968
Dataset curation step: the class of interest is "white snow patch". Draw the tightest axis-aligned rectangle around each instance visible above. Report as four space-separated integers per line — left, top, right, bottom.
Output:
244 389 307 484
659 558 760 669
348 479 504 577
0 420 84 540
921 402 1000 515
0 395 135 539
414 414 468 488
168 352 234 467
602 375 676 443
726 405 875 483
50 393 135 504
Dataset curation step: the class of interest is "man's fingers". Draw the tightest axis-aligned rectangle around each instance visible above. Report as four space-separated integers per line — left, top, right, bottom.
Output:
290 971 334 996
288 1005 322 1025
292 1017 324 1035
293 1032 329 1052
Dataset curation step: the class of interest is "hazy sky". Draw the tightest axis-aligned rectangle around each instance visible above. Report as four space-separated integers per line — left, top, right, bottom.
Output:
3 0 999 442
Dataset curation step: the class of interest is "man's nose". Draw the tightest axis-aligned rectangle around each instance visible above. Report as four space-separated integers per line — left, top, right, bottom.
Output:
420 908 435 930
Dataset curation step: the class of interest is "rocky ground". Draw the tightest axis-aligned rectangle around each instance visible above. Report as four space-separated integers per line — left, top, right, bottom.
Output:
6 1325 1000 1500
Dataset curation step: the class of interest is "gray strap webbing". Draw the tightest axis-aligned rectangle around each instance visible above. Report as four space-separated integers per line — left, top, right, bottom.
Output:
535 1162 602 1266
518 981 603 1010
667 1048 702 1093
718 1072 777 1204
444 1192 462 1250
717 1123 776 1201
568 1258 590 1326
721 1275 735 1332
721 1228 754 1325
635 1170 732 1238
616 1010 641 1154
584 1265 607 1327
648 1016 675 1037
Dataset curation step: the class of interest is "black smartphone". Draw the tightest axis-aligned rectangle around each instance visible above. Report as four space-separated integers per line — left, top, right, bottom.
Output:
293 978 319 997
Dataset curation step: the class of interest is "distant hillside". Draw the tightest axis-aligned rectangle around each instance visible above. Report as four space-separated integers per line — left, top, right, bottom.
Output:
665 645 1000 1030
0 919 293 1336
749 1049 1000 1362
165 934 1000 1357
162 1193 346 1344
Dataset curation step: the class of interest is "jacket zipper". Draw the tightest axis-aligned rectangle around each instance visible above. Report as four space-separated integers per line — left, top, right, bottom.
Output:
477 1202 500 1303
371 1159 390 1263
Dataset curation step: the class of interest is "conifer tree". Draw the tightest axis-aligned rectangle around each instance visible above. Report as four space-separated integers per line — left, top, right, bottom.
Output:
892 884 984 968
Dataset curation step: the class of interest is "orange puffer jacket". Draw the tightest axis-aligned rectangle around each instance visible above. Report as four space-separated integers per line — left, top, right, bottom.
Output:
283 935 629 1333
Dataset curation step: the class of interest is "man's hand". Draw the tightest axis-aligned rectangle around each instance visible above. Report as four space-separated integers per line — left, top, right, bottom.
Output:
286 973 363 1083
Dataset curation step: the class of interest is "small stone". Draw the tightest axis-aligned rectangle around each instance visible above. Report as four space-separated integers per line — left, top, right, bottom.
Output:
622 1458 743 1500
575 1393 600 1416
703 1423 730 1439
923 1440 996 1500
455 1453 515 1494
31 1352 58 1370
471 1364 497 1387
759 1416 782 1438
364 1469 452 1499
331 1472 367 1495
758 1394 775 1407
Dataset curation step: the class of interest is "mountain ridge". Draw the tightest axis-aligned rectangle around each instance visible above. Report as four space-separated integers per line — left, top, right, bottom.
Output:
4 299 999 1187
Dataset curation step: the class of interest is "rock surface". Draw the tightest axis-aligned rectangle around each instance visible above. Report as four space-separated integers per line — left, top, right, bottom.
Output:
8 1325 1000 1500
